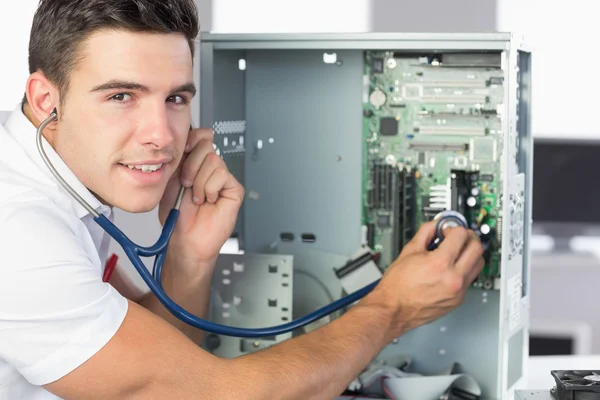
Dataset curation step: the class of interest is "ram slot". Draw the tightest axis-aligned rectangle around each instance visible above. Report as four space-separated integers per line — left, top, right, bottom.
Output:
373 164 380 208
368 166 375 207
392 169 403 260
385 165 393 209
402 169 418 246
366 223 375 249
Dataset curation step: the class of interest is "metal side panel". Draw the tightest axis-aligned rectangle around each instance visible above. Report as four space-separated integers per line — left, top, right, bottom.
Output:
205 253 293 359
379 289 501 397
242 49 364 257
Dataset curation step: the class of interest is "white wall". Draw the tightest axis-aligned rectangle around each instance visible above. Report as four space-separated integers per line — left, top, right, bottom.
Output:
498 0 600 139
371 0 497 33
211 0 371 33
0 0 38 111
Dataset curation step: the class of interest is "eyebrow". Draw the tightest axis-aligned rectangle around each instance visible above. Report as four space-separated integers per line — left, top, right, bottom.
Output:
91 80 197 97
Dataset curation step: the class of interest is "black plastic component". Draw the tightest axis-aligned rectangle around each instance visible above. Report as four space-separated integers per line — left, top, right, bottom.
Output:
369 163 397 210
366 223 375 249
550 370 600 400
204 334 221 351
377 214 391 227
371 58 384 73
392 52 438 60
301 233 316 243
487 76 504 86
447 387 480 400
280 232 295 242
451 170 479 219
334 252 374 279
380 117 399 136
393 168 418 257
481 174 494 182
363 109 374 117
402 170 417 245
450 170 468 217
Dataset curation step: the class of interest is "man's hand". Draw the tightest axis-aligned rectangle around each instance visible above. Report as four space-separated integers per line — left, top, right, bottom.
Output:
158 127 245 269
367 221 485 340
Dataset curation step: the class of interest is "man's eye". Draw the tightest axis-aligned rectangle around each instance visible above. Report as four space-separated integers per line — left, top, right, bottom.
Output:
110 93 132 102
168 95 188 105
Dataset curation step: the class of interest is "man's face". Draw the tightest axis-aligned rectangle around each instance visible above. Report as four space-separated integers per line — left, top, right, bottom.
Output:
53 30 195 212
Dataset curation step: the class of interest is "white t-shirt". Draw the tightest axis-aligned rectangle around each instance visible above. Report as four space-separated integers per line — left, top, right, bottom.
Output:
0 105 128 399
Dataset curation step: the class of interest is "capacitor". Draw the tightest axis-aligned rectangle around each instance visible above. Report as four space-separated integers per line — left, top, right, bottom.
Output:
480 224 491 235
466 197 477 207
385 154 397 166
471 188 480 196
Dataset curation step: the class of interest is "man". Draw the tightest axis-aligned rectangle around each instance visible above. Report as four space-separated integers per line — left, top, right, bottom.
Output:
0 0 484 399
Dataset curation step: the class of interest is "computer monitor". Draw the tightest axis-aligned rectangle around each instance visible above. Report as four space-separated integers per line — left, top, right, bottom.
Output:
533 138 600 225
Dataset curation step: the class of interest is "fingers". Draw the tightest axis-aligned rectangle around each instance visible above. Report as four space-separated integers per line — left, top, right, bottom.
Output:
185 128 214 153
203 165 230 203
190 153 223 204
454 231 485 282
180 138 216 187
400 221 437 256
434 226 470 264
436 228 484 288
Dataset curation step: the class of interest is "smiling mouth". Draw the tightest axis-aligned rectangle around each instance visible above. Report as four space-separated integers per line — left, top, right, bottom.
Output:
120 163 164 173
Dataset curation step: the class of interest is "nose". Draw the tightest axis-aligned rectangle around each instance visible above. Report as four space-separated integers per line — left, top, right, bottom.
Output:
138 104 175 150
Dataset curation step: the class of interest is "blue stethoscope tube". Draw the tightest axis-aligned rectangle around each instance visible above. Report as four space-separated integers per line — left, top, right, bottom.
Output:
36 111 465 339
94 211 379 338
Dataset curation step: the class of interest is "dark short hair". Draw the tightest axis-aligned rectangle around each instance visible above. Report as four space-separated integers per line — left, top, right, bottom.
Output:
24 0 199 106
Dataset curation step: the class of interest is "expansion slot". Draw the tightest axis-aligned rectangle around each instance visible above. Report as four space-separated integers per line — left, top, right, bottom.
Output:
408 142 469 152
417 127 487 136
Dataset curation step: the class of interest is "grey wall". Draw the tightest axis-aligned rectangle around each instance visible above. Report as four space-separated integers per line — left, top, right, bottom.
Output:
370 0 498 32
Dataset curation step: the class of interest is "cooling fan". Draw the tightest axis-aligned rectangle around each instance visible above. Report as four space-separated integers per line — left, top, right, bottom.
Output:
551 370 600 400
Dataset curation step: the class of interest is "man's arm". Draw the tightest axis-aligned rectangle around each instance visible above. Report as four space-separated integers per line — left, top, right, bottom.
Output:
45 293 393 400
45 223 485 400
137 254 215 344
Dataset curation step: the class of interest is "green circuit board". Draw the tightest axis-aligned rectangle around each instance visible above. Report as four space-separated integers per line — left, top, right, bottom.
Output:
362 51 504 290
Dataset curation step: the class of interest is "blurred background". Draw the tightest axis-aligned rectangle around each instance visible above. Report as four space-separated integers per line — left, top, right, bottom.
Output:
2 0 598 359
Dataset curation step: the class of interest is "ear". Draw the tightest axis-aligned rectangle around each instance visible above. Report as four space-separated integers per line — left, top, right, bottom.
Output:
25 71 61 125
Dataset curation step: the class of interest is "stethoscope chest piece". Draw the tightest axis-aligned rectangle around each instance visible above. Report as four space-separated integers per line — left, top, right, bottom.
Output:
428 210 468 250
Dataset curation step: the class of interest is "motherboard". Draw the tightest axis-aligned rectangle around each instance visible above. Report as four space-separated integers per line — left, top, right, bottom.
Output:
362 51 504 289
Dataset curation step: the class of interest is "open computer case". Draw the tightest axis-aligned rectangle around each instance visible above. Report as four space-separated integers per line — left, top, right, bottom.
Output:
195 33 532 400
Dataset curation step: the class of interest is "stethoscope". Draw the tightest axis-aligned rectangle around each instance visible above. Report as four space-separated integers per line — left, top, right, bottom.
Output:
36 110 466 338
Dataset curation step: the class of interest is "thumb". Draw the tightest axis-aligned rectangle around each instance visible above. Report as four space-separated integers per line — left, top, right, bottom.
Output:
400 220 438 256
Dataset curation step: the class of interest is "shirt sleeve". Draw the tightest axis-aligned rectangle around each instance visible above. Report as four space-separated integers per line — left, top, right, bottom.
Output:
0 202 129 386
